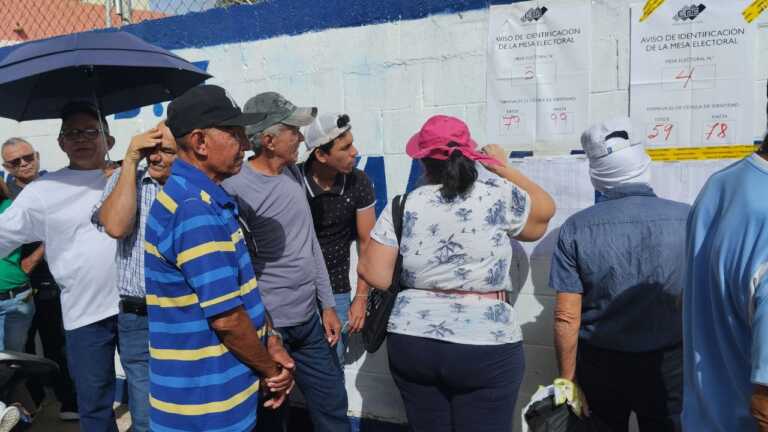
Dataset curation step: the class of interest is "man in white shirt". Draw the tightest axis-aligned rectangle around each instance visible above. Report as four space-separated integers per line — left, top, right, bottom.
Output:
0 102 120 431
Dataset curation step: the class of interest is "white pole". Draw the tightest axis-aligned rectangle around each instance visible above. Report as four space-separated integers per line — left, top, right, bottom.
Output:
105 0 112 28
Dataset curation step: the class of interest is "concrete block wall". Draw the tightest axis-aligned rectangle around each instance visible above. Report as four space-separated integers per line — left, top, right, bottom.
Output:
1 1 767 430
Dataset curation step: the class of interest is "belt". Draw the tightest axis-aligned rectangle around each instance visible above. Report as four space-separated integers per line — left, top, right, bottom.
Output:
413 288 508 302
0 283 33 301
119 296 147 316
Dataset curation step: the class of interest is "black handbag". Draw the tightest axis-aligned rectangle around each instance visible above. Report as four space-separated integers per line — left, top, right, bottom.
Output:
362 193 409 353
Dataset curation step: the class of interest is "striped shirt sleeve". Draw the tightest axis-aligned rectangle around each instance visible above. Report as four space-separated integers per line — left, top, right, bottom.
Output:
90 166 123 230
162 198 244 318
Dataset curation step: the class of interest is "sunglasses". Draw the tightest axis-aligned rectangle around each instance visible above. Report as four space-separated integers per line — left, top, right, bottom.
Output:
59 128 103 140
3 153 36 168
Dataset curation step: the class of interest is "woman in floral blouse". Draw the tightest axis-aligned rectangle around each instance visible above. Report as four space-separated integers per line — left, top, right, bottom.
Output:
358 115 555 432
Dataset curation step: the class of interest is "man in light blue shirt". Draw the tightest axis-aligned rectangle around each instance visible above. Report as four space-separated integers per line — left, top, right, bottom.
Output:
684 139 768 431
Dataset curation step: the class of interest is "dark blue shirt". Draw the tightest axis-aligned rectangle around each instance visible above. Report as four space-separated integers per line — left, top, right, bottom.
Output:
549 184 689 352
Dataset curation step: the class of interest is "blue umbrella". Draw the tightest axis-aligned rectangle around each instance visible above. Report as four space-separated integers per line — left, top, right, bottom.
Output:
0 30 211 121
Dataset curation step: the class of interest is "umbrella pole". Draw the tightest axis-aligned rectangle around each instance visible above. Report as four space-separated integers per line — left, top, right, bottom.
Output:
90 80 112 164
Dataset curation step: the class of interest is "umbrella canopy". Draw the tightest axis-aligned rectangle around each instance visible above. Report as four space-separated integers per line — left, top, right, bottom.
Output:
0 31 211 121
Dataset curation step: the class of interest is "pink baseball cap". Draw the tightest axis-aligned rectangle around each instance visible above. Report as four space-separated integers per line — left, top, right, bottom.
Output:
406 115 500 165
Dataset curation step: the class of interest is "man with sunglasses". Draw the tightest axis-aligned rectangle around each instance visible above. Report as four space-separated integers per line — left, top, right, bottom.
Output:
89 122 177 432
0 139 39 356
0 102 121 431
1 138 79 421
2 138 40 198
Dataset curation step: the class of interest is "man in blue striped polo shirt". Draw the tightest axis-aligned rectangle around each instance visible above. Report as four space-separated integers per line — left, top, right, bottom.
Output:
144 85 294 432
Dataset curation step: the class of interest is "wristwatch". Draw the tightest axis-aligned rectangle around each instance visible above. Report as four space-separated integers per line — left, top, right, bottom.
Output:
267 328 283 341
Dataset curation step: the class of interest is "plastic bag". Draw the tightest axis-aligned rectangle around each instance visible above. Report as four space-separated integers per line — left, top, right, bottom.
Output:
523 385 610 432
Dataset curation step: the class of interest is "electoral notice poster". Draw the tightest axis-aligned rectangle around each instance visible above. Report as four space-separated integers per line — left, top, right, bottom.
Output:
630 0 755 149
487 0 591 154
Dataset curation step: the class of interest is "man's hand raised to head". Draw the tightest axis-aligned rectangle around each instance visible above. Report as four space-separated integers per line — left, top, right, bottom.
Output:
124 127 163 166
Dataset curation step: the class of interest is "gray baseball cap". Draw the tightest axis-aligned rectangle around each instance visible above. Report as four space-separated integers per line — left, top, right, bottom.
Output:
580 117 639 160
243 92 317 138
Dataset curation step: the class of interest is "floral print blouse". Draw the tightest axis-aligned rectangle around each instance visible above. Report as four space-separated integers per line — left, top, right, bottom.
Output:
371 176 531 345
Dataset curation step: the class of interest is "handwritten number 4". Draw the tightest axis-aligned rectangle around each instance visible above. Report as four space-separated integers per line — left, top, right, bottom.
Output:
675 68 695 88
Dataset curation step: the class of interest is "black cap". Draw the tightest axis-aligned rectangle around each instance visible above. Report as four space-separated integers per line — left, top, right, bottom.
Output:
166 85 267 138
60 100 102 121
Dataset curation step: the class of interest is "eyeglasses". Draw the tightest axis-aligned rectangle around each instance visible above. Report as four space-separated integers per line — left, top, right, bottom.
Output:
59 128 102 140
3 153 36 168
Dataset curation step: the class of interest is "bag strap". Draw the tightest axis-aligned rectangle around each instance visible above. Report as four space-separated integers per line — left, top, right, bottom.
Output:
392 192 409 244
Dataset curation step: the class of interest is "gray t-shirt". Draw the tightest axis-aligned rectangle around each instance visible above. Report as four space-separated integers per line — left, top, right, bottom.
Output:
222 162 334 328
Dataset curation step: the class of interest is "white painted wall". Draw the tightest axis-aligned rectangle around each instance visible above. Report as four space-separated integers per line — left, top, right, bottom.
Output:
2 1 767 430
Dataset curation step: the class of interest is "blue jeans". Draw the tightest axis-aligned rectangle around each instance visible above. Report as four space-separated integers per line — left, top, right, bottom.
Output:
256 313 350 432
334 293 350 365
118 312 149 432
0 288 35 351
65 315 119 432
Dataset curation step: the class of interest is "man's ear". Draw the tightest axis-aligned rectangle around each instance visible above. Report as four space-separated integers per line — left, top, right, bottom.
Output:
314 148 329 164
189 130 208 157
106 135 116 151
260 134 273 151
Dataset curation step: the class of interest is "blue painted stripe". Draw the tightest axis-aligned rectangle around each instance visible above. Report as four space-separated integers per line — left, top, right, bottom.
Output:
121 0 504 52
151 363 251 388
405 158 424 193
150 303 264 334
0 0 515 61
363 156 387 217
150 411 255 432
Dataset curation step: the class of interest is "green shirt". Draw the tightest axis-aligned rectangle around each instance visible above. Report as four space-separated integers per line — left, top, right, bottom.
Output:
0 199 29 292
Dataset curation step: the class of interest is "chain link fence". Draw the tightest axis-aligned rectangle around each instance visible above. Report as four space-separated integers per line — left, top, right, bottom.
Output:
0 0 261 46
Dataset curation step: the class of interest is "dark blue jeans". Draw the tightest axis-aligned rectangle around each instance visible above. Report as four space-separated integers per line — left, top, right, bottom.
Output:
333 293 351 365
256 313 350 432
576 340 682 432
387 334 525 432
65 315 119 432
117 312 150 432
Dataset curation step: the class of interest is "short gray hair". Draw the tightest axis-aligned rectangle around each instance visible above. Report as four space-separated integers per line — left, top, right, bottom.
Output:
251 123 288 156
1 137 33 158
259 123 287 139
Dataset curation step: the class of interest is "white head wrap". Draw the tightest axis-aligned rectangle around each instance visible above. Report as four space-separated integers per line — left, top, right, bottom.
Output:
580 117 651 193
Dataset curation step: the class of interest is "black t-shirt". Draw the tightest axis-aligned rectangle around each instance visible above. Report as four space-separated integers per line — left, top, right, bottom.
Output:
8 178 58 289
299 162 375 294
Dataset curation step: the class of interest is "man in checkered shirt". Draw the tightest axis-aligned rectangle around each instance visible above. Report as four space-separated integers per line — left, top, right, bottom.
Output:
91 121 177 432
